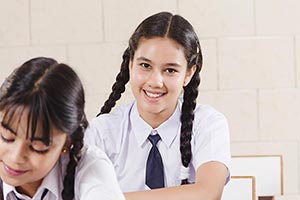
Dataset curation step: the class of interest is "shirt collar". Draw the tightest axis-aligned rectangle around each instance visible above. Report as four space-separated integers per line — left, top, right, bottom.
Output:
3 159 63 200
3 182 14 200
130 100 182 148
130 102 153 147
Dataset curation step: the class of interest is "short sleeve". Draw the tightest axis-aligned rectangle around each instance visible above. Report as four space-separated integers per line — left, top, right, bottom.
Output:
192 106 231 177
75 146 125 200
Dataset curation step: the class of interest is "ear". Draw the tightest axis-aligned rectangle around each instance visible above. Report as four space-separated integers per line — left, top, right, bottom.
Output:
61 147 69 156
183 65 197 87
61 137 72 156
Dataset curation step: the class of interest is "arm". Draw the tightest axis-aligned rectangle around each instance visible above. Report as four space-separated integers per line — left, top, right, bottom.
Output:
124 161 228 200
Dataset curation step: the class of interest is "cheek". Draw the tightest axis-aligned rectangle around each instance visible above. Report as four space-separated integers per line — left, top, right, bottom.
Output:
166 76 185 89
31 150 62 172
130 69 146 85
0 142 9 159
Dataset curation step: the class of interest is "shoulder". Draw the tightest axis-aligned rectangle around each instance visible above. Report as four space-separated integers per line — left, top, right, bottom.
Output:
192 104 229 140
194 104 227 125
84 102 134 147
89 101 134 130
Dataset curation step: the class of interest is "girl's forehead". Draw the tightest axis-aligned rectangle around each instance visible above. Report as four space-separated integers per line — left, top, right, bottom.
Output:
0 107 27 130
1 112 67 148
138 37 183 50
0 109 36 137
0 107 64 139
135 37 187 66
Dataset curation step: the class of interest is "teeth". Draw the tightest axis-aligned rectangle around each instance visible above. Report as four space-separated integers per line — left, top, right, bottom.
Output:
145 91 163 98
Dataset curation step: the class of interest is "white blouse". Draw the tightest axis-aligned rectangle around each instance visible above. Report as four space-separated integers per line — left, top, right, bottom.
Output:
85 100 231 192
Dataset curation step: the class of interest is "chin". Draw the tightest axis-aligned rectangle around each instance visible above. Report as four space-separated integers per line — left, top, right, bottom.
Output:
146 107 165 115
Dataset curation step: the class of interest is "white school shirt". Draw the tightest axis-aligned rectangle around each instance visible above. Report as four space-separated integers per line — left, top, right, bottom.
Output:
84 100 231 192
2 146 125 200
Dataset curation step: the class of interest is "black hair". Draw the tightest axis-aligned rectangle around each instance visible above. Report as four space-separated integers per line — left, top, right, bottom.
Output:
0 57 88 200
98 12 203 184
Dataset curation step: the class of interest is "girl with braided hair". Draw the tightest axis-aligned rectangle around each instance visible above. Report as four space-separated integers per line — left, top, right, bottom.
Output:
0 57 124 200
85 11 230 200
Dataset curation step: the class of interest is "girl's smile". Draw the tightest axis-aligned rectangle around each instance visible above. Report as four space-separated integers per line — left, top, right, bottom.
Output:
3 163 30 176
143 89 166 100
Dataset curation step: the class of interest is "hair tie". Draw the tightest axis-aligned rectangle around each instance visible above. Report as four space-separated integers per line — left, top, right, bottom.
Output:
180 165 190 180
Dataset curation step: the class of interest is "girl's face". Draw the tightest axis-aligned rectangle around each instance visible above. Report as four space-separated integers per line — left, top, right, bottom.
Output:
0 109 67 197
130 37 195 127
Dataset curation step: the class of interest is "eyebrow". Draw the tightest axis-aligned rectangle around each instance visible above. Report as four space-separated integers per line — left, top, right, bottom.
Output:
1 122 17 135
136 56 152 63
136 56 182 67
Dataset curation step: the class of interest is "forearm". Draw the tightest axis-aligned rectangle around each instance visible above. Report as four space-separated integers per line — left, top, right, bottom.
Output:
124 183 222 200
124 162 228 200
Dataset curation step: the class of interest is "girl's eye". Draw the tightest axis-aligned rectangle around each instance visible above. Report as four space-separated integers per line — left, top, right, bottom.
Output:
29 145 49 154
30 140 49 154
0 133 15 143
140 63 150 69
0 129 15 143
165 68 177 73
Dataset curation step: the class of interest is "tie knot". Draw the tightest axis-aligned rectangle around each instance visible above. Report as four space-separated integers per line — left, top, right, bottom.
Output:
148 134 161 146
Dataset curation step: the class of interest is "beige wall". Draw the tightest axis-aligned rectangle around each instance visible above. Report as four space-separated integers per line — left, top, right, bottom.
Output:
1 0 300 195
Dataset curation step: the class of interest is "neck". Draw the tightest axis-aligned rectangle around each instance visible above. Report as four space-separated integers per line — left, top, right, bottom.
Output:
137 104 177 129
16 180 42 198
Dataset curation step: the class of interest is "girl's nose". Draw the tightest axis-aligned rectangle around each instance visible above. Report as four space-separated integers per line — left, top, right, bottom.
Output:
147 70 163 88
9 141 28 164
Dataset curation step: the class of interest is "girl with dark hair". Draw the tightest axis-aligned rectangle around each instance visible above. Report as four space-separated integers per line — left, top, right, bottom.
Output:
85 12 230 200
0 57 125 200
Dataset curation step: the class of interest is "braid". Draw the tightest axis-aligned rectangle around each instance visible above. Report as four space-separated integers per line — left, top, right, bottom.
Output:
180 52 202 185
97 48 131 116
61 117 87 200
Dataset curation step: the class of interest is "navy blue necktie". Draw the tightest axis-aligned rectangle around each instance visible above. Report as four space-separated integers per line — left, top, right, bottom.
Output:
146 134 165 189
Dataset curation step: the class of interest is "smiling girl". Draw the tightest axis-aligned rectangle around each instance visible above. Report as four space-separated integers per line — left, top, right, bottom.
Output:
0 57 124 200
85 12 231 200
